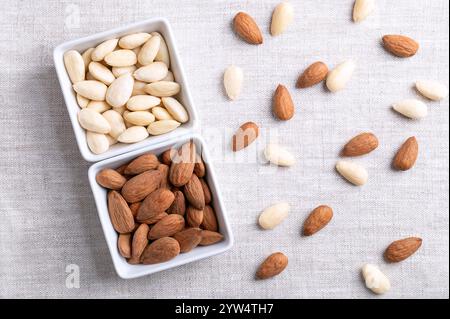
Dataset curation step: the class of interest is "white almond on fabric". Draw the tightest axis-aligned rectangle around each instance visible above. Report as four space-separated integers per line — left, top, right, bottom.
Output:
144 81 181 97
63 50 85 84
78 108 111 134
91 38 118 62
161 97 189 123
106 73 134 108
353 0 375 23
336 160 368 186
223 65 243 100
415 80 449 101
86 100 111 113
73 80 107 101
118 32 151 49
86 131 109 154
133 62 168 83
81 48 94 72
151 32 170 67
102 110 126 139
138 35 161 65
392 99 427 119
127 95 161 111
361 264 391 295
147 120 180 135
151 106 174 120
112 65 137 77
264 144 295 167
124 111 155 126
162 70 174 82
132 81 147 96
258 202 290 230
104 49 137 67
271 2 294 36
326 60 356 92
76 94 89 108
117 126 149 143
88 61 115 85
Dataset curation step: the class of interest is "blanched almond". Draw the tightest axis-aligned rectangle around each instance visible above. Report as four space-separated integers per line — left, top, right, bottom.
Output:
336 160 368 186
133 62 168 83
138 35 161 65
132 80 147 96
112 105 126 115
162 70 174 81
63 50 85 83
117 126 149 143
106 73 134 108
223 65 243 100
151 32 170 67
91 38 118 62
104 49 137 67
326 60 356 92
112 65 137 77
270 2 294 36
361 264 391 295
145 81 181 97
161 97 189 123
73 80 107 101
76 93 89 108
264 144 295 166
78 108 111 133
86 131 109 154
151 106 174 120
88 61 115 85
86 100 111 113
102 110 126 139
353 0 375 23
415 80 449 101
258 202 290 230
81 48 94 72
392 99 427 119
127 95 161 111
147 120 180 135
118 32 151 49
124 111 155 126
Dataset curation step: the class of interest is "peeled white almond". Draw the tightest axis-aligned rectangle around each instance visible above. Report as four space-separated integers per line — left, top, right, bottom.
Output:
112 105 126 115
112 65 137 77
353 0 375 23
336 160 368 186
415 80 449 101
326 60 356 92
161 97 189 123
138 36 161 65
392 99 427 119
106 73 134 108
63 50 85 84
76 94 89 108
132 81 147 96
81 48 94 72
86 131 109 154
118 32 151 49
145 81 180 97
258 202 290 230
117 126 149 143
104 49 137 67
124 111 155 126
86 100 111 113
73 80 107 101
147 120 180 135
78 108 111 133
133 62 168 83
223 65 243 100
162 70 174 82
126 95 161 111
151 106 173 120
151 32 170 67
102 110 126 139
105 134 117 146
91 38 118 62
264 144 295 167
86 72 95 80
271 2 294 36
88 61 115 85
362 264 391 295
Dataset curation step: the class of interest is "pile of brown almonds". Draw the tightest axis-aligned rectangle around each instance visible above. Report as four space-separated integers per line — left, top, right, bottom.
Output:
63 32 189 154
95 141 223 264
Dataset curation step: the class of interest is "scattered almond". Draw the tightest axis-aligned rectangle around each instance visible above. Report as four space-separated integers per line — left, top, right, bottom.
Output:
273 84 295 120
382 35 419 57
232 122 259 152
415 80 449 101
361 264 391 294
326 60 356 92
258 202 290 230
336 160 368 186
270 2 294 36
393 136 418 171
353 0 375 23
384 237 422 262
296 61 328 88
392 99 427 119
342 132 379 156
233 12 263 44
223 65 243 100
303 205 333 236
256 252 288 279
264 143 295 167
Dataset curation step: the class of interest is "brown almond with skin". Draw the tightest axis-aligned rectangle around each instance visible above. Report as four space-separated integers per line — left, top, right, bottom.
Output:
115 163 129 175
382 35 419 58
232 122 259 152
199 230 224 246
393 136 418 171
303 205 333 236
157 164 170 189
167 190 186 215
129 223 149 264
186 206 203 227
194 154 206 178
124 153 159 175
201 205 218 231
96 169 127 190
107 191 135 233
233 12 263 45
273 84 294 121
129 202 141 217
296 61 328 88
169 142 196 186
140 212 168 225
136 188 175 221
342 132 379 156
117 233 131 258
200 178 212 204
160 149 173 165
121 170 162 203
256 252 288 279
142 237 180 264
184 174 205 210
173 228 202 253
385 237 422 262
148 214 185 240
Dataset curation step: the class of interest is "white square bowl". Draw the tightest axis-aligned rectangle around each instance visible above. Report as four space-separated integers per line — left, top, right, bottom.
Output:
54 18 198 162
88 133 233 279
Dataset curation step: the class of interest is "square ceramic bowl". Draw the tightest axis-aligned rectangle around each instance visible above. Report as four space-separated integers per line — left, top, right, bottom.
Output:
88 133 233 278
54 18 198 162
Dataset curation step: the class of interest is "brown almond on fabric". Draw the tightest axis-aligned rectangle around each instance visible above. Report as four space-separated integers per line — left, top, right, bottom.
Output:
161 149 173 165
200 178 212 204
382 35 419 57
173 228 203 253
201 205 218 231
117 233 131 258
140 212 168 225
157 164 170 189
194 154 206 177
124 153 159 175
169 142 196 186
186 206 203 227
142 237 180 264
136 188 175 221
393 136 419 171
385 237 422 263
130 223 149 263
233 12 263 45
303 205 333 236
121 170 162 203
273 84 294 121
342 132 379 156
199 230 224 246
148 214 185 239
256 252 288 279
183 174 205 210
129 202 141 217
107 191 135 233
167 190 186 215
296 61 328 88
96 169 127 190
232 122 259 152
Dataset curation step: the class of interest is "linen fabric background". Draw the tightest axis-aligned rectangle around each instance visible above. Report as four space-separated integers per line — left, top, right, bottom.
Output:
0 0 448 298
